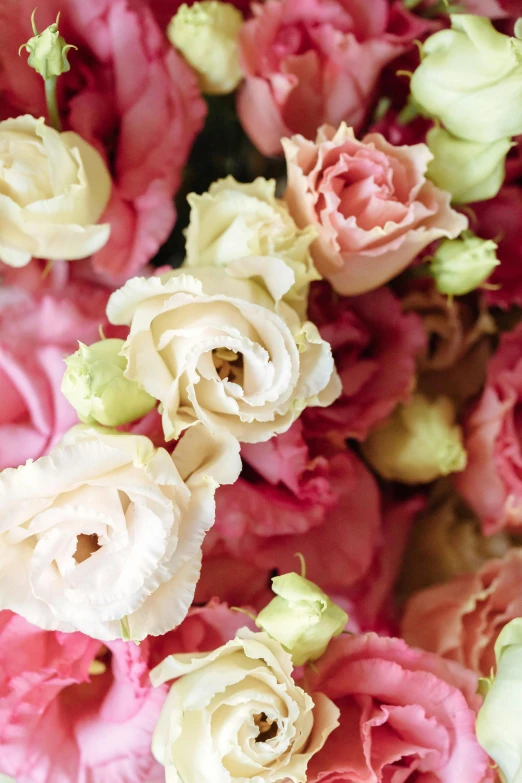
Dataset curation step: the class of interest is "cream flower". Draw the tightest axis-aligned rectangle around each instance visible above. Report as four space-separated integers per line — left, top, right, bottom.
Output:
150 629 339 783
0 424 241 640
185 176 319 317
107 262 341 443
0 115 111 267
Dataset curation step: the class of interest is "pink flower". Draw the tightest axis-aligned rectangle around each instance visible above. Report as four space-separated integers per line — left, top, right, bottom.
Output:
236 0 428 156
0 261 113 470
305 634 491 783
303 282 426 441
0 0 206 282
402 550 522 677
284 124 467 295
455 322 522 534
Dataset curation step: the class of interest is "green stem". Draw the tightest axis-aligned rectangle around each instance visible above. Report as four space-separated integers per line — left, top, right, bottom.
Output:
45 76 61 131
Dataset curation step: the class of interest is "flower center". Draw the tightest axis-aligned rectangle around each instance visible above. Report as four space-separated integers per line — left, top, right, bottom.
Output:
73 533 101 564
213 347 244 385
254 712 279 742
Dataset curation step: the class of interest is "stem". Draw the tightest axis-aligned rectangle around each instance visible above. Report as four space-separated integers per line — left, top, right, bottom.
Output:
45 76 61 131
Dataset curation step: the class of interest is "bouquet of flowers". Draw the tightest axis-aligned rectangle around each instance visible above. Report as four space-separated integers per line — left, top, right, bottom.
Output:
1 0 522 781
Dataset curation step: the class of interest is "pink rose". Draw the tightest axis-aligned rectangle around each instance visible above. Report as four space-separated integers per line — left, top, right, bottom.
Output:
303 282 426 441
455 322 522 534
0 262 113 470
402 550 522 677
236 0 428 156
0 0 206 282
284 124 467 295
305 634 491 783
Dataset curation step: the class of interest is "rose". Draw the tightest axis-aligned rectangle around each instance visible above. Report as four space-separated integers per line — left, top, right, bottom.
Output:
107 262 341 443
236 0 428 156
150 629 340 783
303 282 426 441
0 424 241 640
455 322 522 534
305 634 491 783
0 115 110 268
284 124 467 295
184 176 319 318
0 0 206 281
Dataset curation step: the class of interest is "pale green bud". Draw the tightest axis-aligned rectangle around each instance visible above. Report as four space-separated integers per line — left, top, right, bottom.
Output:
19 10 77 80
427 127 512 205
255 572 348 666
362 393 467 484
476 618 522 783
62 339 156 427
431 233 500 296
411 15 522 144
168 1 243 95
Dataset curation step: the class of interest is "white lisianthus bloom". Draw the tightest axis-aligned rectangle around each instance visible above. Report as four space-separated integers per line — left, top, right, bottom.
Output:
107 261 341 443
151 629 340 783
0 424 241 641
0 115 111 267
185 176 319 317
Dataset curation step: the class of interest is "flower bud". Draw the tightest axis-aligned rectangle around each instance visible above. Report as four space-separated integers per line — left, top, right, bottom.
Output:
427 127 512 204
19 10 77 80
431 233 500 296
411 15 522 143
362 393 467 484
476 617 522 783
168 1 243 95
62 339 156 427
255 571 348 666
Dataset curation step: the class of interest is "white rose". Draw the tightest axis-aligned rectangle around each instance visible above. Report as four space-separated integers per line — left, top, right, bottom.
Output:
151 629 339 783
0 424 240 641
0 115 111 267
185 176 319 317
107 261 341 443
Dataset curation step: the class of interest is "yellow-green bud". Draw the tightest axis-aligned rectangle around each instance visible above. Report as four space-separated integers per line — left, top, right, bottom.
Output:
19 10 77 80
427 127 512 205
476 618 522 783
62 339 156 427
362 393 467 484
431 233 500 296
255 572 348 666
168 1 243 95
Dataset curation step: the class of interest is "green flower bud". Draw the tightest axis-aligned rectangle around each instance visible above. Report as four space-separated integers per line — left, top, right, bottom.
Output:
62 339 156 427
476 618 522 783
362 393 467 484
427 127 512 205
431 233 500 296
255 572 348 666
168 1 243 95
19 10 77 80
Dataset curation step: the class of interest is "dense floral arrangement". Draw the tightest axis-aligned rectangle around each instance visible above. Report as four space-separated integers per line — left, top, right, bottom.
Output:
2 0 522 781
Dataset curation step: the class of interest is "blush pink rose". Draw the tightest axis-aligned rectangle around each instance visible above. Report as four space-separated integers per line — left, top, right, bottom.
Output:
284 124 467 295
0 0 206 282
455 322 522 534
304 634 491 783
303 282 426 441
236 0 429 156
402 549 522 677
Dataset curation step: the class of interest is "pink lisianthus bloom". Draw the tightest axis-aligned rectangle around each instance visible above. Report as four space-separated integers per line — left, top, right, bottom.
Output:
402 549 522 677
284 124 467 295
236 0 429 157
304 634 492 783
303 282 426 441
0 0 206 282
455 322 522 534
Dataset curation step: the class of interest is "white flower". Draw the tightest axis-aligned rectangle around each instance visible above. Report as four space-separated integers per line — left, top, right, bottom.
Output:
151 629 339 783
185 176 319 317
107 262 341 443
0 424 240 641
0 115 111 267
